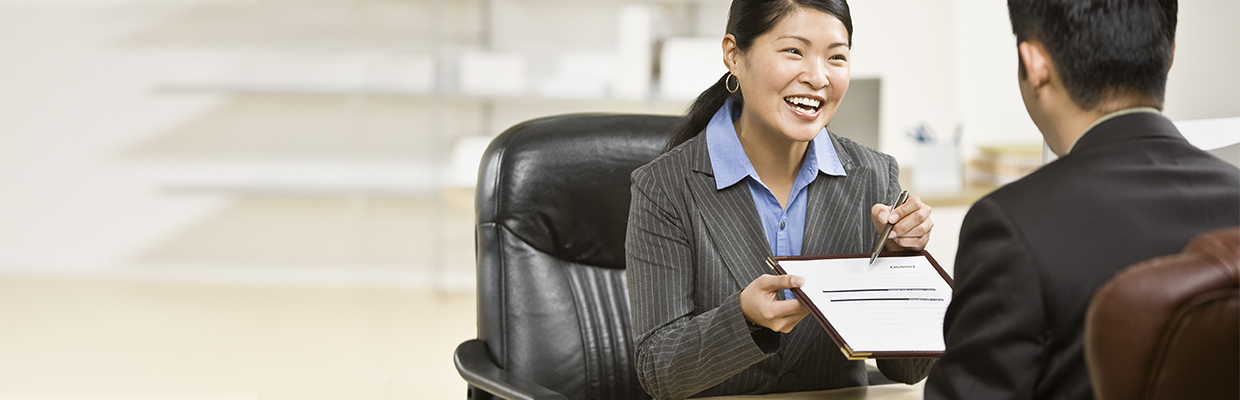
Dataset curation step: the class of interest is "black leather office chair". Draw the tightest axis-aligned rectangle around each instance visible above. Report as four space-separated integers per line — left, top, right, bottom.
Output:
454 113 679 400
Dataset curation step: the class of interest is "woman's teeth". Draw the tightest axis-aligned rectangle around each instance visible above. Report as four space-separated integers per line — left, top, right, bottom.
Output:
785 96 822 112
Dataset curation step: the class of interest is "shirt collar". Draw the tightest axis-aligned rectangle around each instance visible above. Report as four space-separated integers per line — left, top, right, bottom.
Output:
1066 107 1162 154
706 97 846 190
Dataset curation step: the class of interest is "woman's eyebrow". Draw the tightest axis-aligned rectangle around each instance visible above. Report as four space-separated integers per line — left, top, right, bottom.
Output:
777 35 849 49
777 35 812 45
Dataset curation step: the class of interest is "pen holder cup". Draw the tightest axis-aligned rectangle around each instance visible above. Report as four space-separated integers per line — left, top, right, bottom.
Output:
913 141 963 193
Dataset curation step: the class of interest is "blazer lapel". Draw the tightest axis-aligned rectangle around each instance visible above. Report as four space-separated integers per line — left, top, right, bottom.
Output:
804 133 865 256
788 133 866 361
689 171 832 369
802 175 863 255
685 137 772 289
687 171 773 289
686 132 870 366
782 176 846 361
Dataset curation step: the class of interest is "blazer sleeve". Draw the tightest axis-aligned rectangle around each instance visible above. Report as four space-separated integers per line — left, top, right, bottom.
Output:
924 197 1046 400
626 169 774 400
876 357 935 385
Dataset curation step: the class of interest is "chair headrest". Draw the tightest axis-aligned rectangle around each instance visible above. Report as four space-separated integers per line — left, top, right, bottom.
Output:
1085 226 1240 400
476 113 680 269
1184 226 1240 284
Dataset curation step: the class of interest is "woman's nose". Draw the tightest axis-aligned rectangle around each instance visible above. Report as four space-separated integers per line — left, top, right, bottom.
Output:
802 60 829 90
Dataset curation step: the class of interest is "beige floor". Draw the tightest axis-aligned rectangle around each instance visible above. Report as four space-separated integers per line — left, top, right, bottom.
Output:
0 275 477 400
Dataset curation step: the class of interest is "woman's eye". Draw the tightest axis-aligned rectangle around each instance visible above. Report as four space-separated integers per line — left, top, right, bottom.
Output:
783 48 802 55
831 54 848 61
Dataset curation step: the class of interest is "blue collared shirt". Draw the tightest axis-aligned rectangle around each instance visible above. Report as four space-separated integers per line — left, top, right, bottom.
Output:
706 97 847 260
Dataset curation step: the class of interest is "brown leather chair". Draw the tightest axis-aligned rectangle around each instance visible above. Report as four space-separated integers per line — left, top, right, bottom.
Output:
1085 227 1240 400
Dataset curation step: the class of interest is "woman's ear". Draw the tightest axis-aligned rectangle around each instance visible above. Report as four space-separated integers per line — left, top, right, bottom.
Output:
722 34 740 74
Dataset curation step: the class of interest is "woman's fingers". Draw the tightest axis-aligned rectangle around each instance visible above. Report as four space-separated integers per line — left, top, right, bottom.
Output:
741 274 810 332
885 194 933 251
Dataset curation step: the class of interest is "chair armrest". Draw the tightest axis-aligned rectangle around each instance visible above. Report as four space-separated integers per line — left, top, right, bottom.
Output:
454 339 569 400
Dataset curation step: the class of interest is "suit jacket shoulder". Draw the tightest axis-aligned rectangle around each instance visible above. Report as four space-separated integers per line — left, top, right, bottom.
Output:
927 112 1240 400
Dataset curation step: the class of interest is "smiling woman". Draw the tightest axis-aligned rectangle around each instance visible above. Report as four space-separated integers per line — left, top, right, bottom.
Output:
723 7 853 208
625 0 938 399
726 8 851 145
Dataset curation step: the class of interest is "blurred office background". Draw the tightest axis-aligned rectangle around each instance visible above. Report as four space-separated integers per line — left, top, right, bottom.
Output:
1 0 1236 399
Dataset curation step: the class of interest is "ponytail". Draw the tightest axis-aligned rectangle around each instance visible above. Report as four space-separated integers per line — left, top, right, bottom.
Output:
666 73 742 152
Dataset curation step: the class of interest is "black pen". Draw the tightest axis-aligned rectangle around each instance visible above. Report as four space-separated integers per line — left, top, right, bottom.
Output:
870 190 910 264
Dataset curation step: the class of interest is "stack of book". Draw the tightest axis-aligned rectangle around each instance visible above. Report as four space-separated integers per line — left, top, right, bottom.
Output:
968 143 1044 185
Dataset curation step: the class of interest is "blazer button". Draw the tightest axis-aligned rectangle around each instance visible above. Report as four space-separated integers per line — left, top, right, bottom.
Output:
779 371 797 386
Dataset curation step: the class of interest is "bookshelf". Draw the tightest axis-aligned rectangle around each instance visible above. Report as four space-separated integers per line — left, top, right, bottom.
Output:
137 0 745 197
118 0 741 290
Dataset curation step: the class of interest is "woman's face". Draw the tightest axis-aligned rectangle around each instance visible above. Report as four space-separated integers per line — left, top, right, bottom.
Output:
725 8 851 143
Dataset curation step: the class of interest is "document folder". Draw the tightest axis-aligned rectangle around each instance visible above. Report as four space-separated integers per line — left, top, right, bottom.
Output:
767 251 953 360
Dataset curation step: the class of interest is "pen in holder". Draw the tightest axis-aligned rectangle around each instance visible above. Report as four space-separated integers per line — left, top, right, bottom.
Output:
911 123 964 193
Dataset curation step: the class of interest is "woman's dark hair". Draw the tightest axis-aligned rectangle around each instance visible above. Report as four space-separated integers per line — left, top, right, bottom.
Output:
1008 0 1177 110
666 0 854 151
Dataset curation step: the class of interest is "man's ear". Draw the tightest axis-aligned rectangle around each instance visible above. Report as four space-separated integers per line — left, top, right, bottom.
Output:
1169 41 1176 71
1018 40 1052 91
722 34 740 74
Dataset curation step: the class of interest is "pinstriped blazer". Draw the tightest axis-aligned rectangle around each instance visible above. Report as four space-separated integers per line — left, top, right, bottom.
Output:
625 130 935 400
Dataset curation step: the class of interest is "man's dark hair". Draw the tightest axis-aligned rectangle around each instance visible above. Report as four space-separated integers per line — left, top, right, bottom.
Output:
1008 0 1177 111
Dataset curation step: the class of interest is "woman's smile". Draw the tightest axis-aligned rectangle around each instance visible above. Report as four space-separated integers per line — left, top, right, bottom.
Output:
784 95 824 120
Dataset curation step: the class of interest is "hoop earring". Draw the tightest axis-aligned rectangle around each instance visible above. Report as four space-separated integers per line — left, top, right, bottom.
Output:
725 73 739 93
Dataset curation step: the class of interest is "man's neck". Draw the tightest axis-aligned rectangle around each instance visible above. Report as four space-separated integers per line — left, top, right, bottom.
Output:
1046 97 1161 156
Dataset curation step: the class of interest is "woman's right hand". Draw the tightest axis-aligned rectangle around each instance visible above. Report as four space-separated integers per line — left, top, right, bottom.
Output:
739 274 810 333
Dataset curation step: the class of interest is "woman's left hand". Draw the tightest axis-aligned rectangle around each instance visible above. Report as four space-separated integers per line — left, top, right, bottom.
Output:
870 194 933 251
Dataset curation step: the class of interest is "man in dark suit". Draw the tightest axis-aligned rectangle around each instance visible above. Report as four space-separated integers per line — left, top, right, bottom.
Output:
924 0 1240 399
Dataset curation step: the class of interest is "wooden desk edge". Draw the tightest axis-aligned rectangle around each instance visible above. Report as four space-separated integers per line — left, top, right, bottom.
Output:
694 381 925 400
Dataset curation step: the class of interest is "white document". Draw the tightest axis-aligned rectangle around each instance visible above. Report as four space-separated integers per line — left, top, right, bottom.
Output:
774 254 951 356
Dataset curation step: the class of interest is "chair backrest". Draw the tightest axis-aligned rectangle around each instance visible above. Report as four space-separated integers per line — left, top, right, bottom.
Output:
473 113 678 400
1085 227 1240 400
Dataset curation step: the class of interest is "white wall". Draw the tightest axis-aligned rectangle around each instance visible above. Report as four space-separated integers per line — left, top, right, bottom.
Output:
949 0 1043 160
0 4 233 274
850 0 959 164
861 0 1240 165
1163 0 1240 121
1 0 1236 281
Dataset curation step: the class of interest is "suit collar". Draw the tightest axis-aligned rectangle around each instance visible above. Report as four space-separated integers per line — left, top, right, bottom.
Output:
826 131 859 175
1070 111 1184 155
687 131 866 257
691 123 856 177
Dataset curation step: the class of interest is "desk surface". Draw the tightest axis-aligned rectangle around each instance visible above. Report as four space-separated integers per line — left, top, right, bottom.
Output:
698 381 924 400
